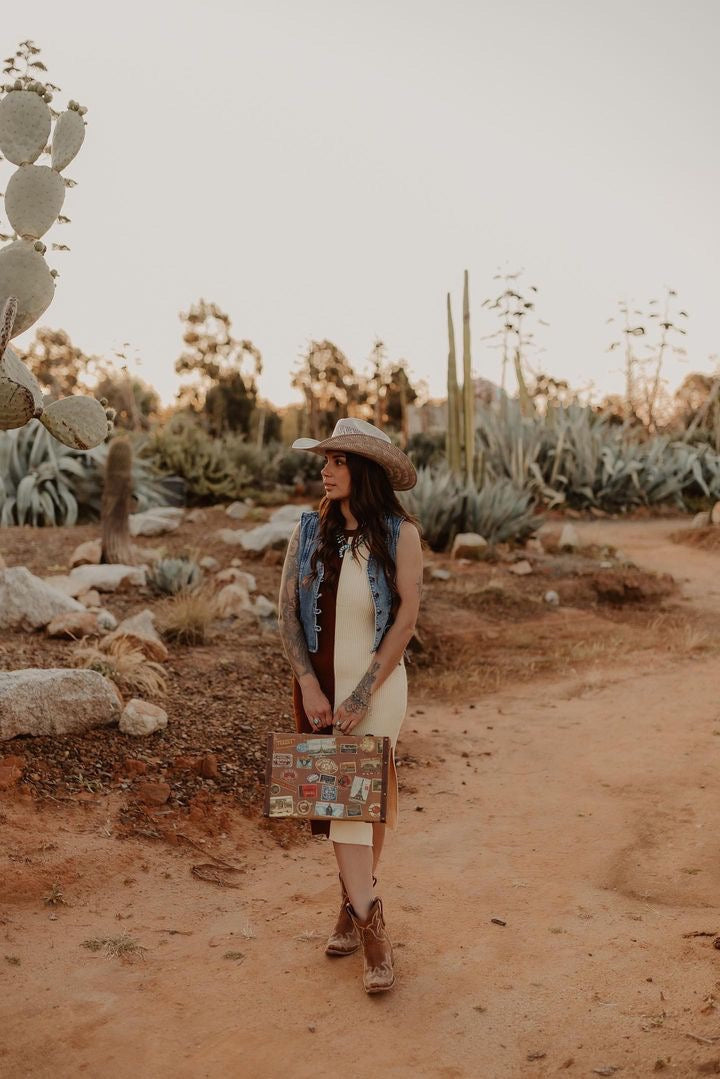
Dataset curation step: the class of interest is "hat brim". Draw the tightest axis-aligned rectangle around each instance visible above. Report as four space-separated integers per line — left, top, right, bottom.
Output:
291 433 417 491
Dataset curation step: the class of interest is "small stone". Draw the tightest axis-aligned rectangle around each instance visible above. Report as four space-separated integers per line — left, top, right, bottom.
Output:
195 753 218 779
69 538 102 568
119 698 168 737
559 523 580 550
254 595 277 618
431 568 451 581
508 560 532 576
216 583 253 617
46 611 100 639
215 568 256 591
215 528 246 546
691 511 710 529
186 509 208 524
136 781 171 807
199 556 219 571
711 502 720 525
93 608 118 632
104 609 168 662
130 507 183 537
76 589 101 607
69 564 147 593
451 533 488 560
0 762 22 788
122 758 148 777
226 501 250 520
544 590 560 606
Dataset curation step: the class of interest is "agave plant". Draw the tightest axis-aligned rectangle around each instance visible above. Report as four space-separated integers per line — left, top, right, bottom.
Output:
148 556 202 595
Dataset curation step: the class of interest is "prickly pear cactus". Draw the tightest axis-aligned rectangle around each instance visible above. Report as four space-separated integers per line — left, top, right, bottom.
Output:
0 43 111 449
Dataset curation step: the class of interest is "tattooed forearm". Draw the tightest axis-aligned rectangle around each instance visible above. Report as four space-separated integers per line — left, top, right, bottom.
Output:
277 529 314 681
347 660 381 713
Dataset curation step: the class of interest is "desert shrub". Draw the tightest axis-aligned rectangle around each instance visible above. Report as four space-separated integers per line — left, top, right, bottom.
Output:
400 468 542 551
272 448 321 486
407 431 447 470
71 638 167 697
156 588 218 645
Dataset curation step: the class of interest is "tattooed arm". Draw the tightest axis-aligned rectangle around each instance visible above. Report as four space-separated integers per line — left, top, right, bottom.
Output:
334 521 423 733
278 523 333 727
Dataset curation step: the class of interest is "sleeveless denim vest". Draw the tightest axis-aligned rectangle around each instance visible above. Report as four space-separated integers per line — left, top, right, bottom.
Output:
297 511 404 654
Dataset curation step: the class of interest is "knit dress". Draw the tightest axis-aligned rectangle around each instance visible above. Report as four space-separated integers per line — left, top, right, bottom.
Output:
293 529 407 847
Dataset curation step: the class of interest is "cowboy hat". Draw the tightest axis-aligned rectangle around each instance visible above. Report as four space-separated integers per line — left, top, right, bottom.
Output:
292 417 417 491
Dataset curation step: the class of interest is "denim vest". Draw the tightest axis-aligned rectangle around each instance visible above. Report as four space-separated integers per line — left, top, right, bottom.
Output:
297 511 404 654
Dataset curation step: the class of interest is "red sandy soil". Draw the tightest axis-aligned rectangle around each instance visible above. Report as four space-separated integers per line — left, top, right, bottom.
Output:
1 515 720 1078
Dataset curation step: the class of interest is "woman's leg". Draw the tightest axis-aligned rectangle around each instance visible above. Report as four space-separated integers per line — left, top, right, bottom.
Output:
372 822 385 873
333 841 374 920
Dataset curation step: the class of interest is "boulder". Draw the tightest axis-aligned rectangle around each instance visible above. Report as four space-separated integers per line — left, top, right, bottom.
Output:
226 501 250 520
46 611 101 639
104 609 169 662
692 511 711 529
270 504 313 523
0 669 122 741
129 508 183 537
70 538 102 568
119 698 168 737
254 594 277 618
559 524 580 551
451 533 488 560
0 567 85 631
69 564 147 593
215 567 256 591
238 521 297 553
216 583 253 618
508 560 533 576
199 555 220 572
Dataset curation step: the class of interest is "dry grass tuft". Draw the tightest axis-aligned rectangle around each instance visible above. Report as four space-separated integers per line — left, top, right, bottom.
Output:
81 934 147 960
43 883 68 907
155 587 218 645
71 637 167 697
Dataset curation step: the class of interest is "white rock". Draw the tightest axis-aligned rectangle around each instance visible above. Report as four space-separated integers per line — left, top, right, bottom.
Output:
93 608 118 632
119 698 168 737
76 588 101 607
104 608 168 662
239 521 297 553
69 564 146 593
215 567 256 591
226 501 250 520
508 560 533 576
42 574 87 599
451 533 488 560
216 583 253 617
431 568 451 581
254 595 277 619
70 538 102 568
129 508 183 537
270 504 313 524
186 508 207 524
199 556 219 571
692 510 710 529
215 528 246 546
711 502 720 525
559 524 580 550
544 590 560 606
0 668 122 741
0 567 85 630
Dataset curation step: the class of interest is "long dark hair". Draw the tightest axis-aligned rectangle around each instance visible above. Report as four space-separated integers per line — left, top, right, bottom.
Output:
310 453 419 617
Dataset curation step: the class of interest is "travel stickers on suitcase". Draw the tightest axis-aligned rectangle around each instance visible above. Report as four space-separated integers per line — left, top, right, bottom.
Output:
263 732 391 822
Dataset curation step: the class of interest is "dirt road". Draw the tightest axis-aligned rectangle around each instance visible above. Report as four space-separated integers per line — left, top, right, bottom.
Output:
2 520 720 1079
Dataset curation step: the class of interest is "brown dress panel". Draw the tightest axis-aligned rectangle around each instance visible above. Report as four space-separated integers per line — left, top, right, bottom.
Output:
292 530 356 838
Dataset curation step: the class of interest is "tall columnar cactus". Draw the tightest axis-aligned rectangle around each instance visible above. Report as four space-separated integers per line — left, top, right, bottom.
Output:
445 293 462 473
101 437 134 565
0 56 111 450
462 269 475 481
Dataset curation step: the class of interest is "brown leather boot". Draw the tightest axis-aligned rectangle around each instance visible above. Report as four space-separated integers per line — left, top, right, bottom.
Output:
325 875 360 956
346 896 395 993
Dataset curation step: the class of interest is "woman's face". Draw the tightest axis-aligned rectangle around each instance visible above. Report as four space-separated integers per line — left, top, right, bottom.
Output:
321 451 351 501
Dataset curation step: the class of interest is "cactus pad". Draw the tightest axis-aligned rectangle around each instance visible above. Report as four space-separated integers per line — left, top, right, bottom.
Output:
0 345 45 430
5 164 66 239
0 240 55 336
51 108 86 172
0 89 52 166
39 394 110 449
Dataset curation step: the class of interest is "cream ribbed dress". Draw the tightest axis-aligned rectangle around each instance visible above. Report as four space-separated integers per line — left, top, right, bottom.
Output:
329 541 407 847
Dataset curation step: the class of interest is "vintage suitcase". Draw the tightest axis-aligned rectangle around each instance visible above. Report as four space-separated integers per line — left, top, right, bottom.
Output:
263 731 391 822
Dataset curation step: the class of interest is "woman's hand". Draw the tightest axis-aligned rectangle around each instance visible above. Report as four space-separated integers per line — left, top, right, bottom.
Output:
333 694 369 734
301 681 333 730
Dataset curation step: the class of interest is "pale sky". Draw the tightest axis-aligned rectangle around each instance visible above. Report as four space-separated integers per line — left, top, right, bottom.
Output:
3 0 719 409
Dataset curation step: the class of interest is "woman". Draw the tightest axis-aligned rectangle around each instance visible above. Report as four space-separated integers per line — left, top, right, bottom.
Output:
278 417 422 994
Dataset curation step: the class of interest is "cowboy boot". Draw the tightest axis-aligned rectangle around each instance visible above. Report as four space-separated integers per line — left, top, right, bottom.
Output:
325 874 378 957
346 896 395 993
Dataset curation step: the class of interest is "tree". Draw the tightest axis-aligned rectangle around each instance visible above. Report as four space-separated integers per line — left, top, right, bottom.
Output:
21 327 92 399
291 340 361 440
175 300 262 436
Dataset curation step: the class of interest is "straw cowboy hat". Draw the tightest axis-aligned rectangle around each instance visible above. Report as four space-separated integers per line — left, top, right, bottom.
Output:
292 418 417 491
